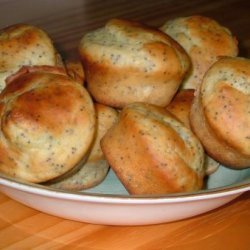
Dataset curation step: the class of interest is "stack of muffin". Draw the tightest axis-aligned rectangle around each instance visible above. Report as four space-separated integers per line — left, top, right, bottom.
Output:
0 16 249 195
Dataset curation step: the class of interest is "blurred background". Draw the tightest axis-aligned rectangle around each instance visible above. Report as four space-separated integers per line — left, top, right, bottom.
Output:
0 0 249 58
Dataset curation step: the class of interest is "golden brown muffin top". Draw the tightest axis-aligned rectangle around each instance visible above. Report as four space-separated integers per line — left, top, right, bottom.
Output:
201 57 250 156
161 15 238 89
0 24 61 91
0 66 95 183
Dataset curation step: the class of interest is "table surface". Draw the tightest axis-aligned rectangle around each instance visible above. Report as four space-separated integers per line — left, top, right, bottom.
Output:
0 0 250 249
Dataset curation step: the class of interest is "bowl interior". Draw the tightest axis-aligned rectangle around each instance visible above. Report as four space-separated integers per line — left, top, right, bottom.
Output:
85 165 250 195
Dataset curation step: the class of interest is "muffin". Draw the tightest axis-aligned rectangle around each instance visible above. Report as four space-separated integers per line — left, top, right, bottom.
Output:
166 89 194 129
48 103 118 190
166 89 220 175
190 57 250 169
0 66 96 183
161 15 238 89
65 59 85 85
79 18 190 108
101 102 205 195
0 23 64 92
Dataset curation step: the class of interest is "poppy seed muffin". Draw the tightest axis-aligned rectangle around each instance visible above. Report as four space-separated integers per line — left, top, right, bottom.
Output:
161 15 238 90
0 66 96 183
166 89 220 175
166 89 195 129
48 103 118 190
65 59 85 85
190 57 250 169
0 23 64 92
101 102 205 195
79 18 190 108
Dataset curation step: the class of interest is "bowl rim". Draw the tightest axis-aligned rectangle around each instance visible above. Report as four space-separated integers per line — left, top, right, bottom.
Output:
0 173 249 204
